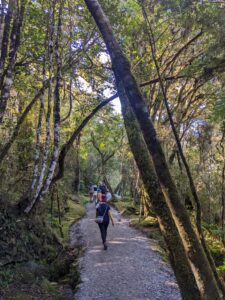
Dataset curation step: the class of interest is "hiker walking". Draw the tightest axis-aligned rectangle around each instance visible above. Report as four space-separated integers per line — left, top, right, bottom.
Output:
97 184 111 202
88 182 94 202
95 193 114 250
92 185 98 204
88 182 97 202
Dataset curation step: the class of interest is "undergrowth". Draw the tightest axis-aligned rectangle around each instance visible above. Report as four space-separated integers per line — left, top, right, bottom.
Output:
113 197 225 278
113 198 166 258
0 188 86 299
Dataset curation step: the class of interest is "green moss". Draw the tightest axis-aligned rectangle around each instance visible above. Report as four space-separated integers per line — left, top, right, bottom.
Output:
113 199 138 216
203 224 225 267
217 263 225 281
61 201 85 241
49 198 85 243
139 216 158 227
40 277 55 292
79 194 90 205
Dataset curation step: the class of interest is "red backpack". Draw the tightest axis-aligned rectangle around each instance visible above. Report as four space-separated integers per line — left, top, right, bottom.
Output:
101 193 107 202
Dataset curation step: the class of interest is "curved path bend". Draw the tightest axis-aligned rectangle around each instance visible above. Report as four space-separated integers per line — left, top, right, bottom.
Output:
71 203 181 300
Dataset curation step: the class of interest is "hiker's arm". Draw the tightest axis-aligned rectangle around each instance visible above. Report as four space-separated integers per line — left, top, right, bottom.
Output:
109 210 114 226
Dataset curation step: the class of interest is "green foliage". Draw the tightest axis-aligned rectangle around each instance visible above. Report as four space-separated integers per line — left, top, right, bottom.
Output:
40 277 56 292
48 193 85 243
204 224 225 267
138 216 158 228
114 198 138 216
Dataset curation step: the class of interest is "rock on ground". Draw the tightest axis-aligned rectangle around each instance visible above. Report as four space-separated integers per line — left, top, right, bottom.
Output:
71 203 181 300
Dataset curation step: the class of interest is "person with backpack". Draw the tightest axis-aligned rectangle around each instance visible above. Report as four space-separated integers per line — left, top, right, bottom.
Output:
99 183 107 194
95 193 114 250
88 182 94 202
97 184 112 202
92 185 98 204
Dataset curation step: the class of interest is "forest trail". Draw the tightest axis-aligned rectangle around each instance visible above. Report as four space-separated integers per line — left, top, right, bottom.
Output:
71 203 181 300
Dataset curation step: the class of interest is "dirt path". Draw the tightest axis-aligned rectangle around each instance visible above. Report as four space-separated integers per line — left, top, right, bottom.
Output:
71 203 181 300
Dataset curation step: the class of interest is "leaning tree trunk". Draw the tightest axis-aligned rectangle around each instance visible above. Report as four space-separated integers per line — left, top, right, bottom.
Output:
140 4 225 293
84 0 221 298
120 83 200 299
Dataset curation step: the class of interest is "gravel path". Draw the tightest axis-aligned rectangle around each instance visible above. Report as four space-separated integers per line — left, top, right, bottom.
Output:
71 203 181 300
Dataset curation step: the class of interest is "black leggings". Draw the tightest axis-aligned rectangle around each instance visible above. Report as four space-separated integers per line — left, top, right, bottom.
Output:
98 221 109 244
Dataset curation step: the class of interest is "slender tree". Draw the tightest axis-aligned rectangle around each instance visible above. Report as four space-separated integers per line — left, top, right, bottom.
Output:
25 1 63 213
32 0 56 204
0 0 26 122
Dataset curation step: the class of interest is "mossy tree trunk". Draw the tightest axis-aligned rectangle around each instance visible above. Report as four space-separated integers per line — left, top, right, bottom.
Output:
120 84 200 299
84 0 222 298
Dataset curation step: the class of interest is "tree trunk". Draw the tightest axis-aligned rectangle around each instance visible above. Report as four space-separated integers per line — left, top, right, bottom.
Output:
30 41 47 194
84 0 222 298
73 135 80 194
30 95 44 192
0 0 13 82
0 0 26 122
120 84 200 299
24 2 62 213
222 160 225 242
220 123 225 243
0 0 6 52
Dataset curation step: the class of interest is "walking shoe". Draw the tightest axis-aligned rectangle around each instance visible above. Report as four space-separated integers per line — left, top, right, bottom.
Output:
103 242 107 250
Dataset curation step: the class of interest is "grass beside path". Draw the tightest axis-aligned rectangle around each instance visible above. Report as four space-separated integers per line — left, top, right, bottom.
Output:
113 197 225 281
112 198 167 259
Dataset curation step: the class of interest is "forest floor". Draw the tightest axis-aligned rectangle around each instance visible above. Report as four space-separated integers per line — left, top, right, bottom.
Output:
72 203 181 300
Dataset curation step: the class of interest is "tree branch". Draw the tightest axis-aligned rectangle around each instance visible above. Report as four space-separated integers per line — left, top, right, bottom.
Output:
52 93 118 184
